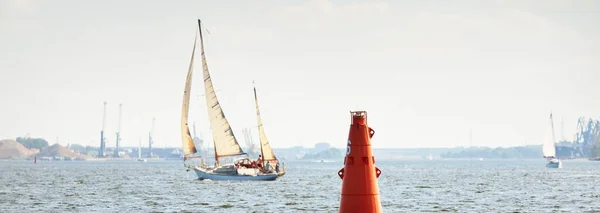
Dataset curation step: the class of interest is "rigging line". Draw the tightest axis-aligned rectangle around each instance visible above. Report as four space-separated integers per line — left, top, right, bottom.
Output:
193 90 222 119
200 18 211 36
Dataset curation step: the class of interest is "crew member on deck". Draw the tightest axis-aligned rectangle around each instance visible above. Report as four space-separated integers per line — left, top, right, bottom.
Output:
265 161 271 172
257 155 263 168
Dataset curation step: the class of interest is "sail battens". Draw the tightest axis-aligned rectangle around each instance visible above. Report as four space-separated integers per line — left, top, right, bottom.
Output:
198 19 245 160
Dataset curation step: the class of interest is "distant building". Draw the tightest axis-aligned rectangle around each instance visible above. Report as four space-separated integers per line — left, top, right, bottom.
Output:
314 142 331 152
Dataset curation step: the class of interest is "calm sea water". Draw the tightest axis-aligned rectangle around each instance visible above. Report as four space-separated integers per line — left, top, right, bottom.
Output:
1 159 599 212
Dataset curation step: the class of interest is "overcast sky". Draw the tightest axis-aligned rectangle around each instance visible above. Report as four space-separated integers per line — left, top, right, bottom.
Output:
1 0 598 149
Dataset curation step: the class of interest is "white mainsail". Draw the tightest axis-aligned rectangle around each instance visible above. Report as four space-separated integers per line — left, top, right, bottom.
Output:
198 19 245 159
180 34 199 156
542 113 556 158
253 84 276 161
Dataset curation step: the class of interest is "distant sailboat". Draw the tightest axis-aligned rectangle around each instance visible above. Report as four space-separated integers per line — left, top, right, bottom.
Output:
543 113 562 168
253 82 286 176
180 19 277 181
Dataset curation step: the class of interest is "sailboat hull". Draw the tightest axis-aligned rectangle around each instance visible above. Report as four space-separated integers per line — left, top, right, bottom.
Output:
193 167 278 181
546 160 562 168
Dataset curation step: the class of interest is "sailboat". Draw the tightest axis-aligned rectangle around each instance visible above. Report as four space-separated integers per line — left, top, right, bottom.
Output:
180 19 278 181
136 138 146 162
543 113 562 168
252 83 286 177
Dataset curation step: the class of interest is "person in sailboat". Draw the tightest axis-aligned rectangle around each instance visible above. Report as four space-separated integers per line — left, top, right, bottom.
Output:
236 158 250 169
264 161 271 173
256 155 264 169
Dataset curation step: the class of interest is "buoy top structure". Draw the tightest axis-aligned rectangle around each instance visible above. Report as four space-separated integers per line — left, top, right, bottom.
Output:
338 111 382 213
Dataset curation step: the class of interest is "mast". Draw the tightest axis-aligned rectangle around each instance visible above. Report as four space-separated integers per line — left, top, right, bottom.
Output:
99 101 107 157
256 86 265 165
253 82 276 165
197 19 246 165
148 117 155 158
114 103 122 158
259 128 265 165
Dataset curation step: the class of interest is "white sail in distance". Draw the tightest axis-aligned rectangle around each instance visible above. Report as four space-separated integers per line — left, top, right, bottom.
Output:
542 113 556 158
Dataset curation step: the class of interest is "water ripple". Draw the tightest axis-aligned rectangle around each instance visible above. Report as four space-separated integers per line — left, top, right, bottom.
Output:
1 159 599 212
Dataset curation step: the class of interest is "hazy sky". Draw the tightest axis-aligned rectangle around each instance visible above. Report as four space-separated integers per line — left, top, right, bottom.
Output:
1 0 599 149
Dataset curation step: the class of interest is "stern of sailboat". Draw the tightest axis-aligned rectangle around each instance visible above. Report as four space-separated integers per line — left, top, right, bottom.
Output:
265 160 286 177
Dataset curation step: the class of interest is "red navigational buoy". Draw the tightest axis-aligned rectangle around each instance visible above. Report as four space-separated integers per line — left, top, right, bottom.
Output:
338 111 382 213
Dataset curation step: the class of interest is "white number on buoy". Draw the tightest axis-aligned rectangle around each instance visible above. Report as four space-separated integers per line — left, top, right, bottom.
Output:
347 140 351 145
346 146 351 155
